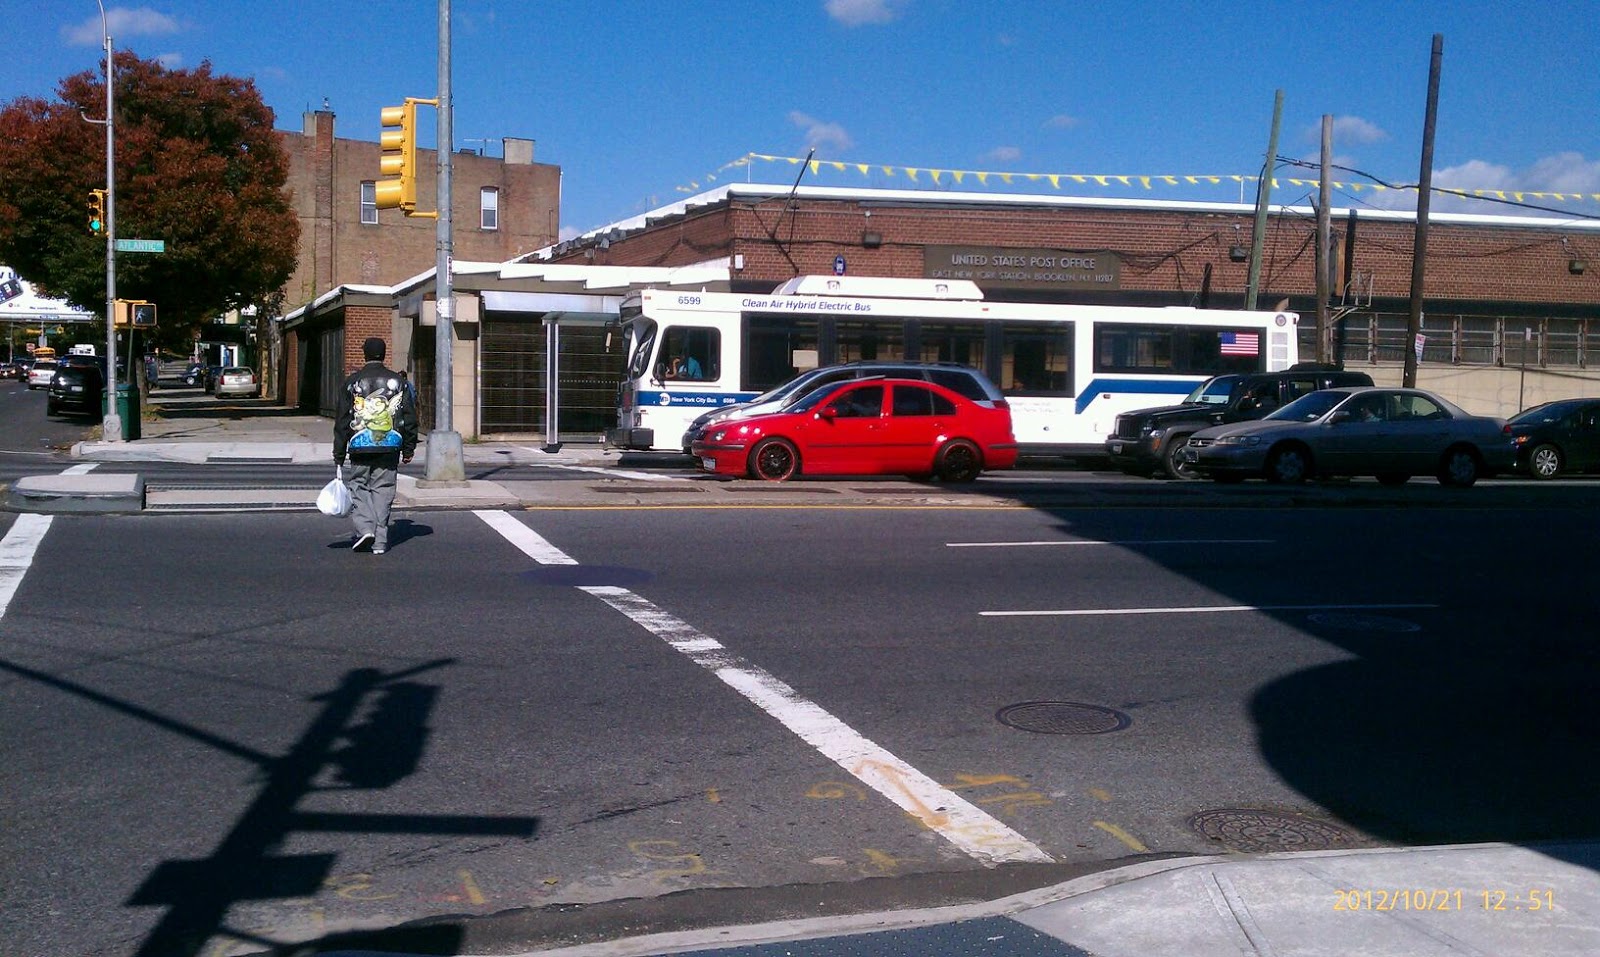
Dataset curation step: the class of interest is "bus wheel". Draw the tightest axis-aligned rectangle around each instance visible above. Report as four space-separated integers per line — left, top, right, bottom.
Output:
935 439 983 482
750 438 800 481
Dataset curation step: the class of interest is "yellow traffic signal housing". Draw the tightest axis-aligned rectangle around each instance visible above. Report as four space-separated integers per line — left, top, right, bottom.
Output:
88 189 106 234
112 299 156 327
375 97 438 217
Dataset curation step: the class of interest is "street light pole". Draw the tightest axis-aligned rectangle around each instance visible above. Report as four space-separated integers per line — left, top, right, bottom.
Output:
95 0 123 442
424 0 465 482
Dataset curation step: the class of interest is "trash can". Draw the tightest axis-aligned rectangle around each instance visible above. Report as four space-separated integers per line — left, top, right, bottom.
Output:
115 384 141 440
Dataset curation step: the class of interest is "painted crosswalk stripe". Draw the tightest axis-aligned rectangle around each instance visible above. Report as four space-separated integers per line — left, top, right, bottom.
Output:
0 514 53 622
475 509 1053 866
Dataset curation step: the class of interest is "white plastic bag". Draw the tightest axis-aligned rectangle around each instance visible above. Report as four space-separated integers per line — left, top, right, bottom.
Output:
317 466 351 517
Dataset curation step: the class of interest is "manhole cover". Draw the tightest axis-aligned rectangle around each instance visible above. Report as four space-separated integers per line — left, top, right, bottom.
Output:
1188 808 1362 853
520 566 654 587
996 701 1131 735
1306 611 1421 633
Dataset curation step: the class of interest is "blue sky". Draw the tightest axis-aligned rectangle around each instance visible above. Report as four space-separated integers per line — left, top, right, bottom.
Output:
6 1 1599 243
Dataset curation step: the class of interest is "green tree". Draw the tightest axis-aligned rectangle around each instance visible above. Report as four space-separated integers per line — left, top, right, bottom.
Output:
0 52 298 352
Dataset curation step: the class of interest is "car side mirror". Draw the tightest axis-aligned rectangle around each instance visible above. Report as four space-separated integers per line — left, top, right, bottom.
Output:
817 406 837 421
1328 410 1353 425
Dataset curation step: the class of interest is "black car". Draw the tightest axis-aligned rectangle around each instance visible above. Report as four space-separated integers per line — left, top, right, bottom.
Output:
46 357 106 417
1509 397 1600 479
1107 364 1375 479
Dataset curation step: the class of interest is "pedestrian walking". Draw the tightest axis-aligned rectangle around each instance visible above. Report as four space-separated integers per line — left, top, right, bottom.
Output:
333 337 417 555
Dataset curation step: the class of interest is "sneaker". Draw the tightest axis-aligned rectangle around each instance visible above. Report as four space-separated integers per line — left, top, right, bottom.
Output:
352 533 375 552
372 546 386 555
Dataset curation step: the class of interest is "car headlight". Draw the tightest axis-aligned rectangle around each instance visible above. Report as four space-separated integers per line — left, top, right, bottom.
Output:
1216 434 1262 446
707 429 726 442
1144 428 1165 440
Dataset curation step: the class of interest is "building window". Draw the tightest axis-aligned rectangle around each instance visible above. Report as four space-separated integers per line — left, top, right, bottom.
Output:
360 182 378 225
480 187 499 230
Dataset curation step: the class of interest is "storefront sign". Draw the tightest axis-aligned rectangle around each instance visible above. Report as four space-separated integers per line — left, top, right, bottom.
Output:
924 245 1121 291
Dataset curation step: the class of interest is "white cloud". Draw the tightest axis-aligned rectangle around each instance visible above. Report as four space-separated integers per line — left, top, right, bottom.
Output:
64 7 182 45
984 146 1022 164
789 111 854 153
1044 114 1079 130
824 0 908 27
1302 115 1387 147
155 52 183 69
1355 154 1600 215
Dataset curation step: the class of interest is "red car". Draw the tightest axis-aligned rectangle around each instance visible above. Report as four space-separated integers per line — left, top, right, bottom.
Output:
691 377 1018 481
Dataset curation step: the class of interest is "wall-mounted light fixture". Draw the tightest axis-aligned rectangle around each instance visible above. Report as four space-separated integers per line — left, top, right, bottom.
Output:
862 230 883 248
1229 245 1249 262
1562 236 1585 275
1571 258 1587 275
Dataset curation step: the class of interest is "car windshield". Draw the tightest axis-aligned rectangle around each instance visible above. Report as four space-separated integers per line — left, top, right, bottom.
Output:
787 380 854 414
1266 390 1347 422
1184 375 1239 405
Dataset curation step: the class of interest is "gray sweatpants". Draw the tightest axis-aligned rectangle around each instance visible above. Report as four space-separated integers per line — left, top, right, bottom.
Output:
347 458 398 549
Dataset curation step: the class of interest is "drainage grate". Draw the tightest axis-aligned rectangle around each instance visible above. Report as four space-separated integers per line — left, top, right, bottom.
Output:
1188 808 1364 853
996 701 1131 735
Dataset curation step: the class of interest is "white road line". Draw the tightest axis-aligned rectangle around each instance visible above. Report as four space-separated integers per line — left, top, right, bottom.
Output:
981 603 1438 618
0 513 53 622
473 509 1053 866
948 538 1274 548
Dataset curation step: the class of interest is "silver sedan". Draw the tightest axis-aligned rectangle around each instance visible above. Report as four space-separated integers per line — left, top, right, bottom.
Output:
1182 387 1515 486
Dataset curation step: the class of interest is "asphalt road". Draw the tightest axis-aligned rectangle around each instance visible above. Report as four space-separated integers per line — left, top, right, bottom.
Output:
2 494 1597 957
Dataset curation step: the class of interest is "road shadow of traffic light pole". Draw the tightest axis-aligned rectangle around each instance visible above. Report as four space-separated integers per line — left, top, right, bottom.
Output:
0 656 539 957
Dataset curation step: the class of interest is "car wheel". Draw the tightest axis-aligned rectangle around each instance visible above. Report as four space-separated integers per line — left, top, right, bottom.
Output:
1376 473 1411 486
1265 445 1312 484
1527 443 1562 480
749 437 800 481
935 439 983 482
1437 447 1480 487
1162 433 1200 480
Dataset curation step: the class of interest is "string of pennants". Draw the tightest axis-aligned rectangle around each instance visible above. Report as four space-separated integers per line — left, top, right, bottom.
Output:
672 152 1600 205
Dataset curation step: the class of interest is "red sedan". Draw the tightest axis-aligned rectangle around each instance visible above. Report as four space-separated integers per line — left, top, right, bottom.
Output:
691 377 1017 481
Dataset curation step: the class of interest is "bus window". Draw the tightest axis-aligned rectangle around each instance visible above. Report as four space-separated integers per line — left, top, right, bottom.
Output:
658 326 720 381
918 321 986 368
626 319 657 380
1189 328 1262 374
745 315 820 392
999 321 1073 396
836 318 907 363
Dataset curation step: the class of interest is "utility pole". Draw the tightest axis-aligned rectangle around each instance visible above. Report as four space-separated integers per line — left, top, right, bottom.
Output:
1404 34 1443 389
1245 90 1283 311
425 0 465 483
1315 114 1332 363
94 0 123 442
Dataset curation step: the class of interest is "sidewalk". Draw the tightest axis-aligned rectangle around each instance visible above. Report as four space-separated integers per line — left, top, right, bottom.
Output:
372 842 1600 957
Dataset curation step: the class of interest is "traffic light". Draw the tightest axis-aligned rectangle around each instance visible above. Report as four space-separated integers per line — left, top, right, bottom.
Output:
88 189 106 234
112 299 156 327
376 100 419 212
375 97 437 217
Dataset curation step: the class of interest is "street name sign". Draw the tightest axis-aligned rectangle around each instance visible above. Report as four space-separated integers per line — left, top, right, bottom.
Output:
115 239 166 253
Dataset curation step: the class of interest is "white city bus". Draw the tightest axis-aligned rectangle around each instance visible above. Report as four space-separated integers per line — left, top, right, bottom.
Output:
606 276 1299 456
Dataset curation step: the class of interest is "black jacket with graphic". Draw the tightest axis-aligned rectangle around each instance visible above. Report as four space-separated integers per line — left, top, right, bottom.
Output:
333 361 419 464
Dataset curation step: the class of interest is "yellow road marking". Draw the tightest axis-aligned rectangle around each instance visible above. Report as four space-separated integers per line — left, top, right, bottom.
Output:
1093 820 1148 852
458 869 486 905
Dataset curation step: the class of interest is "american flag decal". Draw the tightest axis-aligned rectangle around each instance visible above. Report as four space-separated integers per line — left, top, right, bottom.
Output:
1220 331 1259 356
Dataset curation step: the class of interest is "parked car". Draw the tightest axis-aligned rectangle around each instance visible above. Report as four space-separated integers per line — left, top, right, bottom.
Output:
1107 365 1375 479
46 357 106 418
202 364 224 393
681 361 1008 453
1182 387 1514 487
0 359 26 379
1509 397 1600 479
692 377 1017 482
214 366 259 398
27 358 57 390
181 362 205 387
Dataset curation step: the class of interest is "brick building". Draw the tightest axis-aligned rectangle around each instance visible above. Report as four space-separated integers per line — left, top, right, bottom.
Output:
276 109 560 410
287 183 1600 443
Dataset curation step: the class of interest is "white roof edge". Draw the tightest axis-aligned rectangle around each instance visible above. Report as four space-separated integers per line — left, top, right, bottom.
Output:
541 183 1600 248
